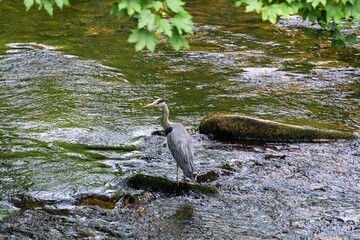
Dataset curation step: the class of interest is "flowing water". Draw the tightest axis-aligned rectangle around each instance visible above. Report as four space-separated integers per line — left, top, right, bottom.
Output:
0 0 359 239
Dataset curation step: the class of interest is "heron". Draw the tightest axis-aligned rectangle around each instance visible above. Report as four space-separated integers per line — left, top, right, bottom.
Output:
144 98 195 184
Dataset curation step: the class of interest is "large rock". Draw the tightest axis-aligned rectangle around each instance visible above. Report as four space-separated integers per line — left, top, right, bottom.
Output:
199 113 357 142
127 174 219 196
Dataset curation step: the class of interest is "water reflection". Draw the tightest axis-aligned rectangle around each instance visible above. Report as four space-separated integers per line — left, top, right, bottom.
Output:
156 203 197 238
0 43 131 199
174 203 195 222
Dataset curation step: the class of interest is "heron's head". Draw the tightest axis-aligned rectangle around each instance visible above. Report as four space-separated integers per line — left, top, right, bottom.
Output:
144 98 166 108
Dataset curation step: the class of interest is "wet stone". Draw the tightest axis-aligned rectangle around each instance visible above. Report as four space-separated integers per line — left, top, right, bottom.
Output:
10 194 47 210
200 113 357 142
78 197 116 209
196 170 220 183
75 192 123 209
10 194 73 211
127 173 219 196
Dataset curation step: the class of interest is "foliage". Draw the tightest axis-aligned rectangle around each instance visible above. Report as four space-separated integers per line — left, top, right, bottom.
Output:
23 0 70 16
111 0 193 52
235 0 360 48
18 0 360 51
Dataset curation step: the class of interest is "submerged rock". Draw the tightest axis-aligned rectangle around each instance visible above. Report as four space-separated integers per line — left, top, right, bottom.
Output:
78 196 117 209
196 169 232 183
199 113 357 142
75 192 123 209
196 170 220 183
127 174 219 196
11 194 54 210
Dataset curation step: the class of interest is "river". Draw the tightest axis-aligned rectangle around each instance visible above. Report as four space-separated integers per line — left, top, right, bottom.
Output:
0 0 359 239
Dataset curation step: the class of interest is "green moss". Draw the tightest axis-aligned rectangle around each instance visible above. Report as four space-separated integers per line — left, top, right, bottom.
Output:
52 141 139 161
53 141 139 152
220 163 233 171
199 113 357 142
127 174 219 196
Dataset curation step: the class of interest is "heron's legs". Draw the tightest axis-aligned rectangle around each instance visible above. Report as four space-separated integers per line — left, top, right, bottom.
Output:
182 175 186 183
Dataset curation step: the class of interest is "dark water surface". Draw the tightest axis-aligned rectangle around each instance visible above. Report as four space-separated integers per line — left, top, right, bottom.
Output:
1 0 359 239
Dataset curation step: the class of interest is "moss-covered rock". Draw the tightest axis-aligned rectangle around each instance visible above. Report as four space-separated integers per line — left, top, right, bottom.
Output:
199 113 357 142
127 174 219 196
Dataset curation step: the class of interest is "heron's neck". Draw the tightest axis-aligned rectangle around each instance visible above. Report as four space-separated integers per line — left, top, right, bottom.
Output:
161 104 170 130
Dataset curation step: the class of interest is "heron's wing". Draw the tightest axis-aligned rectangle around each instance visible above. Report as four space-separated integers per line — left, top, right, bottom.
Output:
167 123 195 174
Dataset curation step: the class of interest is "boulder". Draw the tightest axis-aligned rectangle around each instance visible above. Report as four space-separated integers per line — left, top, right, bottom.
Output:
127 174 219 196
199 113 357 142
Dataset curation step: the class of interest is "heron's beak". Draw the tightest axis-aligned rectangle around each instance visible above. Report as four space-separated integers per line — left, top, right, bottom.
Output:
144 102 157 108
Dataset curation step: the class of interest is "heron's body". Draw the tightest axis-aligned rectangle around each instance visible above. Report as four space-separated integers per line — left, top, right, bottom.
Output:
166 123 195 181
144 99 195 182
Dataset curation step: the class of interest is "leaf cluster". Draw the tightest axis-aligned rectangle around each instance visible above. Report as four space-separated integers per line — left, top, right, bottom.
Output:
111 0 193 52
23 0 70 16
234 0 359 48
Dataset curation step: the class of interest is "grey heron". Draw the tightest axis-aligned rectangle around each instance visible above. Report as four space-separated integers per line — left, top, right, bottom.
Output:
144 98 195 183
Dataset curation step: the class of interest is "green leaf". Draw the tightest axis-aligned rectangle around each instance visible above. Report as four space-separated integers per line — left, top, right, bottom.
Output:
331 29 343 40
128 29 158 52
143 0 163 11
289 1 302 12
331 39 345 48
235 0 246 8
261 4 283 24
157 19 172 37
345 34 357 45
55 0 63 9
354 1 360 22
172 11 193 34
117 1 127 10
325 2 345 23
344 3 353 19
306 0 326 8
306 9 321 22
165 0 185 13
169 29 189 51
24 0 34 11
111 3 127 17
117 0 141 16
128 0 141 15
138 9 157 30
245 0 262 13
344 1 360 22
279 3 294 19
43 0 53 16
